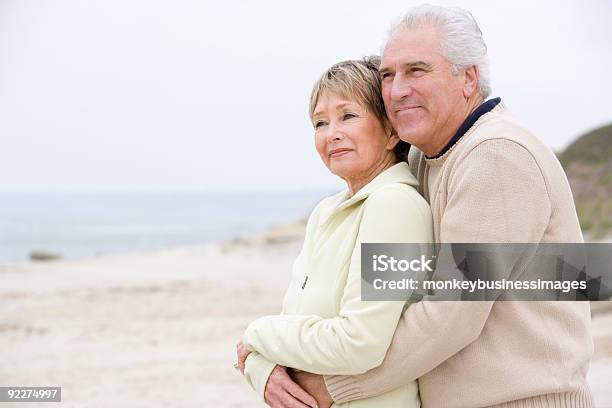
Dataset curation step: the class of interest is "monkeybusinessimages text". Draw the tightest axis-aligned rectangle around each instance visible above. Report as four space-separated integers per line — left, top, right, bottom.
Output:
371 254 587 293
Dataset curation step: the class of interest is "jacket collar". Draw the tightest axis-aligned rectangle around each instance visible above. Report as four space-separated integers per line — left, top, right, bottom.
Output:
317 162 418 226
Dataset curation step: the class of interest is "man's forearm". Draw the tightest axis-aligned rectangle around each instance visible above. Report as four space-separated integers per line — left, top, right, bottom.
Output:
324 301 493 403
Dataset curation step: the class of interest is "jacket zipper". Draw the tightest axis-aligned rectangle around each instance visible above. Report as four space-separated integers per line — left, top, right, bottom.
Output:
301 275 309 290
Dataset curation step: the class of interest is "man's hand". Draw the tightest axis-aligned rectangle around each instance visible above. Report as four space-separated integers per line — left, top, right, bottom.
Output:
264 365 319 408
291 370 333 408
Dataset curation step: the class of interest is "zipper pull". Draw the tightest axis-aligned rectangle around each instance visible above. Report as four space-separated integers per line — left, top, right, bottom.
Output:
301 275 309 290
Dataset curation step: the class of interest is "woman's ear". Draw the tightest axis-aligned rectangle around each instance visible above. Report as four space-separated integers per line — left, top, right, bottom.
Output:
387 127 401 150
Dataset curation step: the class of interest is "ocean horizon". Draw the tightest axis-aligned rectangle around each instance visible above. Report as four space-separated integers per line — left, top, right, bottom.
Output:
0 190 334 264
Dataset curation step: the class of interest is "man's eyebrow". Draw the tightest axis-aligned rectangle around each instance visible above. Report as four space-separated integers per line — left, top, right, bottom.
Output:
406 60 432 69
379 66 392 76
379 60 433 74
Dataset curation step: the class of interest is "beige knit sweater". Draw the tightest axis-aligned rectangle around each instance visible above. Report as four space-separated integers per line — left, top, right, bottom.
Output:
324 102 594 408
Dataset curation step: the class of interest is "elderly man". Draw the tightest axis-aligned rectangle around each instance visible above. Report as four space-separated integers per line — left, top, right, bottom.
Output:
245 5 594 408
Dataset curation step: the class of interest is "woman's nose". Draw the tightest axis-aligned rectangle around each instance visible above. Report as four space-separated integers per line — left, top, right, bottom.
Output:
326 122 344 142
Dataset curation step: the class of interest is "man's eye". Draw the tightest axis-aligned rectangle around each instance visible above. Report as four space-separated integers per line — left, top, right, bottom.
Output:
381 72 393 80
411 67 425 73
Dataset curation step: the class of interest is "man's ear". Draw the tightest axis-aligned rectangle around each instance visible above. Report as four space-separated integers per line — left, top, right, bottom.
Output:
463 65 479 98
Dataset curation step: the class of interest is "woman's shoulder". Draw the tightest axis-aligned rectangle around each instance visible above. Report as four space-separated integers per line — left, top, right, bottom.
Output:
359 182 433 242
303 190 348 225
369 181 428 207
366 182 431 220
311 190 346 213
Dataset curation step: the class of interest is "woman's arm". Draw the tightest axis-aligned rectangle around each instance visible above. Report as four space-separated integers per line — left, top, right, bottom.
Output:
239 198 330 398
242 185 433 375
242 351 277 398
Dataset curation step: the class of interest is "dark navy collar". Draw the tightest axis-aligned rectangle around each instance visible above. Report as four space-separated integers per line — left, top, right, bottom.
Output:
427 97 502 159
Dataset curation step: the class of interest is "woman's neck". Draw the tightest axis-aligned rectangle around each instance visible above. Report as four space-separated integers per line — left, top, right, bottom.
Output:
345 156 397 198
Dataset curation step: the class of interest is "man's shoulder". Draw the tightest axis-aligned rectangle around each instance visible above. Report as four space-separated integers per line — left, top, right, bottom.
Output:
459 104 550 159
409 104 550 166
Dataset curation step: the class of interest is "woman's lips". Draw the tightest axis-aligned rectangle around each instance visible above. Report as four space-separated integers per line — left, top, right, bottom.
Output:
329 148 353 158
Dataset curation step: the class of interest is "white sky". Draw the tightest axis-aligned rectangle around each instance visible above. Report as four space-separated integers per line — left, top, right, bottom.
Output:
1 0 611 192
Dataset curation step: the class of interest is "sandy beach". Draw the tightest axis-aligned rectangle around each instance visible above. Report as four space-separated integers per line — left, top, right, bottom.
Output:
1 222 611 407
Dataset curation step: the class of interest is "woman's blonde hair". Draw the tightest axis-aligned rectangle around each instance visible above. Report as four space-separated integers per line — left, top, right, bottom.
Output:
309 56 410 162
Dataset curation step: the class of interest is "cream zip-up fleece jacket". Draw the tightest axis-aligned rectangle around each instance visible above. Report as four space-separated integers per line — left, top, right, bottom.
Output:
324 102 594 408
242 162 433 407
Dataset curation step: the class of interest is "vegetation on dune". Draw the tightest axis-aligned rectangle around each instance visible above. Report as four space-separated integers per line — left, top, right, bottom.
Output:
560 123 612 239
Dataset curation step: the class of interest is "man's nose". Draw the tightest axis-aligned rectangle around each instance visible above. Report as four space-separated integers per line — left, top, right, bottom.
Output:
390 74 413 102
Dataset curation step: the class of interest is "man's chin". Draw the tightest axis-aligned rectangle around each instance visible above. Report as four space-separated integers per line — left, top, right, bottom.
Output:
396 128 424 146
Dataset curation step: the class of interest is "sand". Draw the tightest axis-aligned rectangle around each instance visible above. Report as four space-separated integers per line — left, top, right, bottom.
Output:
1 222 611 407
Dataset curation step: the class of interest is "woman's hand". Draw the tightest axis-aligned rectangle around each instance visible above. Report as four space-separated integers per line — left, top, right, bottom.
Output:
236 341 251 375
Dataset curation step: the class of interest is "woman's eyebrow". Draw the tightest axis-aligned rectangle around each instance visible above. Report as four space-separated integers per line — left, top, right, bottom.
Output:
312 111 325 120
313 101 356 117
335 102 353 110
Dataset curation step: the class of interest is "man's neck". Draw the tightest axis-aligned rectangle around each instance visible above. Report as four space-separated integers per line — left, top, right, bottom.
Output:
425 95 485 158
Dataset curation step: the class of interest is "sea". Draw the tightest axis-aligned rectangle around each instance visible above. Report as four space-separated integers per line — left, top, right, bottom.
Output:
0 190 334 264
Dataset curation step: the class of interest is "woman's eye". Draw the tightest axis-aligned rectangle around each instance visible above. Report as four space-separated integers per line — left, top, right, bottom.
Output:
342 113 357 120
314 121 327 129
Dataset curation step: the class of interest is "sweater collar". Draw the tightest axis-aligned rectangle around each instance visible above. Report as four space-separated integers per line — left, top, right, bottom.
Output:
424 99 506 166
318 162 418 226
427 97 502 160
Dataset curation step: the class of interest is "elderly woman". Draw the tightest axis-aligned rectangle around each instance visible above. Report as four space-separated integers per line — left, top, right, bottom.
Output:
236 57 432 408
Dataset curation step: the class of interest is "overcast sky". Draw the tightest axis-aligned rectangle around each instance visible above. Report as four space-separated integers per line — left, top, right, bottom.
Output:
1 0 611 193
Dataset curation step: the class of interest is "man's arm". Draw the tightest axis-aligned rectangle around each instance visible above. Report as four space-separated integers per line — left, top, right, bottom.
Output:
322 139 552 403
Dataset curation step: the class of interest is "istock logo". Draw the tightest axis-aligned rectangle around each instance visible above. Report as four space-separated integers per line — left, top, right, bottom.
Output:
372 254 434 273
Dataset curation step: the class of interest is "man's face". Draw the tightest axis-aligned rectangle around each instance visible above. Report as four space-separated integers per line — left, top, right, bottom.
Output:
380 26 467 156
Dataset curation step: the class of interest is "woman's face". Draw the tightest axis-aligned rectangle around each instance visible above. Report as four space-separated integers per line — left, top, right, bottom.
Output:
312 92 398 183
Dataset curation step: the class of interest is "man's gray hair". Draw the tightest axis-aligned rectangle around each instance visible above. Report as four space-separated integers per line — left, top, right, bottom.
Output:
386 4 491 98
